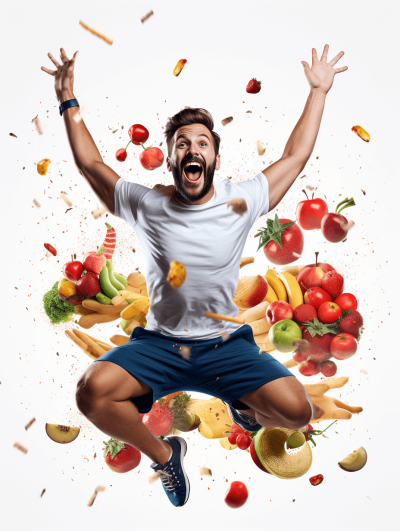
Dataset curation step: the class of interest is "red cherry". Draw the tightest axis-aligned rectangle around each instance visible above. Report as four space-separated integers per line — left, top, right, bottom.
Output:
236 433 252 450
128 124 150 145
228 433 239 445
298 360 319 376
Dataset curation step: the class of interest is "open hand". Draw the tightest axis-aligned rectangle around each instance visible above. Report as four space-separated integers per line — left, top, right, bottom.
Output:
301 45 348 95
41 48 79 102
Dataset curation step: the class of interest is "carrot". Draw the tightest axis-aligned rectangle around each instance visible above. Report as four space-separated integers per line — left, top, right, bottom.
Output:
241 301 269 324
205 311 245 324
248 317 271 336
78 313 120 329
103 223 116 260
109 334 130 347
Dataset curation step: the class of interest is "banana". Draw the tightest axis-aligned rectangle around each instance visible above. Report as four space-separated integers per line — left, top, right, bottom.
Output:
262 284 278 304
265 269 288 302
277 271 304 309
282 264 305 277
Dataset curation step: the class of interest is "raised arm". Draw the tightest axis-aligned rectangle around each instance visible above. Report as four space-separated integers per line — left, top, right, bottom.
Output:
262 45 348 212
41 48 119 214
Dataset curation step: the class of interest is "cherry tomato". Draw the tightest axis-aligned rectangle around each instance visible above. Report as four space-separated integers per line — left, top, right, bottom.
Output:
228 433 239 445
224 481 249 508
129 124 149 145
236 433 252 450
330 333 358 360
62 261 84 283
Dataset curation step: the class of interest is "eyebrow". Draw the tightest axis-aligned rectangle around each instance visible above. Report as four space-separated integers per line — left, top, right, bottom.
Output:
175 133 211 143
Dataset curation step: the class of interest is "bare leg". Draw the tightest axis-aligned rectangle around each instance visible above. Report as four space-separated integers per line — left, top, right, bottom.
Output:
76 361 172 466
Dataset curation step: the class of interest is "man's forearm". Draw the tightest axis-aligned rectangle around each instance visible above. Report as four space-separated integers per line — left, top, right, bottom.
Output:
59 90 103 171
281 88 326 161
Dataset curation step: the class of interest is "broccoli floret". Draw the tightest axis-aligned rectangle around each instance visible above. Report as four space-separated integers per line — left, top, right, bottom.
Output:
43 281 76 324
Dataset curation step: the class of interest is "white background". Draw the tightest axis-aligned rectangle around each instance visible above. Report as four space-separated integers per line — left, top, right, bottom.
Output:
1 0 399 529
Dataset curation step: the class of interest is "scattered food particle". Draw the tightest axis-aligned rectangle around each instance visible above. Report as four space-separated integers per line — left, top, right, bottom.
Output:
112 129 118 134
221 116 233 126
361 189 366 195
44 243 57 256
37 158 51 176
9 132 17 138
87 485 106 507
13 442 28 454
65 208 73 213
25 418 36 431
309 474 324 486
59 192 73 207
246 110 252 113
180 346 191 360
360 369 368 375
167 260 186 288
40 489 46 497
256 140 266 156
33 198 41 208
299 174 307 179
92 206 107 219
79 20 113 44
227 198 248 216
141 10 154 23
32 115 43 135
305 185 315 191
200 467 212 476
351 125 370 142
173 59 187 77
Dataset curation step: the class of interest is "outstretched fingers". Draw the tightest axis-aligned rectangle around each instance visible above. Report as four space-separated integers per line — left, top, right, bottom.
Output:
334 66 348 74
60 47 70 63
47 52 60 68
320 44 329 62
328 50 345 66
41 66 56 76
311 47 319 65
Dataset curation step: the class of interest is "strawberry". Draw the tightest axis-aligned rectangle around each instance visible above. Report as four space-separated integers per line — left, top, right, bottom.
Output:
246 78 262 94
75 272 101 297
321 270 344 298
338 310 364 338
298 318 337 362
103 438 141 473
103 223 116 260
83 247 107 275
141 401 174 437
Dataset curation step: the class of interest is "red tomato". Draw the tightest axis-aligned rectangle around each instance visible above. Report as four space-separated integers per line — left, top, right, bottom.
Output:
62 261 84 283
296 193 329 230
224 481 249 508
129 124 149 145
236 433 252 450
116 148 128 162
334 293 358 312
263 219 304 265
249 440 271 473
228 432 239 445
104 439 141 473
330 333 358 360
318 301 342 324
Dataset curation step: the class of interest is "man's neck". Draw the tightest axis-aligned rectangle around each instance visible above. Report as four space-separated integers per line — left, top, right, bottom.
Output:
174 183 215 206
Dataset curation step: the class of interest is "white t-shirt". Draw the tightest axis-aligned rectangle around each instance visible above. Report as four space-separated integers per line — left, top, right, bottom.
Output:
114 172 269 340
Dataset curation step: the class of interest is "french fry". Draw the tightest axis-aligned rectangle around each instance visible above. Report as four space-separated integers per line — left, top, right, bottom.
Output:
75 304 96 316
59 192 73 207
141 10 154 23
205 311 245 325
110 335 130 347
78 313 120 329
91 207 107 219
82 299 128 315
65 330 99 360
79 20 113 45
72 329 107 357
249 317 271 336
173 59 187 77
241 301 269 324
81 332 114 352
127 272 146 287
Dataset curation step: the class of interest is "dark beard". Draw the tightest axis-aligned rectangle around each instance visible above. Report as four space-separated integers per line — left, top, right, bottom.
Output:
170 156 217 203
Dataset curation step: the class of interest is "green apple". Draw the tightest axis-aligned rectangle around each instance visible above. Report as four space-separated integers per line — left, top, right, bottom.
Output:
269 319 302 353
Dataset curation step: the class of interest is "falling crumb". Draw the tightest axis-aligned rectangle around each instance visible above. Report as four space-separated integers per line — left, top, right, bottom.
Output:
342 238 347 242
93 453 97 459
227 198 247 216
9 132 17 138
221 116 233 126
141 10 154 23
256 140 266 156
180 346 191 360
92 206 107 219
360 369 368 375
112 129 118 134
246 110 252 113
25 418 36 431
60 192 73 207
305 185 315 192
87 486 106 507
40 489 46 497
32 115 43 134
13 442 28 454
199 467 212 476
299 174 307 179
159 142 163 146
132 248 136 253
361 189 366 195
33 198 41 208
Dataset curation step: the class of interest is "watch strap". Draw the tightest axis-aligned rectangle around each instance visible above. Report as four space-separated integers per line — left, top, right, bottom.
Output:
59 98 79 116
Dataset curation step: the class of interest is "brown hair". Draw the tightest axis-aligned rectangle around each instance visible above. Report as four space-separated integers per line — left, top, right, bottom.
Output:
164 107 221 157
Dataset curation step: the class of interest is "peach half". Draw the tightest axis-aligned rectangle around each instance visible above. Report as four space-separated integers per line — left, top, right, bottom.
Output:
233 275 268 309
45 423 80 444
338 446 367 472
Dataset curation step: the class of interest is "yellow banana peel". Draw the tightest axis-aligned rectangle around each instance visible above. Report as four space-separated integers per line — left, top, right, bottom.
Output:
263 284 278 304
277 271 303 309
265 269 288 302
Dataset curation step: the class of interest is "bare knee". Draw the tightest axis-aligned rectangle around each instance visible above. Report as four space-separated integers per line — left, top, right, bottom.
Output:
75 370 105 417
282 397 313 430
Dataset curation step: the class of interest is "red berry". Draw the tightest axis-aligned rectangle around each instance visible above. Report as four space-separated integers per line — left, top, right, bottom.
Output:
228 433 238 445
116 148 127 161
236 433 252 450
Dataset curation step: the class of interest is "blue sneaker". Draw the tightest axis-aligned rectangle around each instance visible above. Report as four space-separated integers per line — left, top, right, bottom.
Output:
150 436 190 507
223 401 263 432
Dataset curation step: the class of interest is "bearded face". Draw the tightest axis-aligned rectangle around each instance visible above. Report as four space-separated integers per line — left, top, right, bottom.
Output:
169 152 217 203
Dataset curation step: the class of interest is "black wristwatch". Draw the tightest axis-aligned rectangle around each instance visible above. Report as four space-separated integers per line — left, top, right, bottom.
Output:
59 98 79 116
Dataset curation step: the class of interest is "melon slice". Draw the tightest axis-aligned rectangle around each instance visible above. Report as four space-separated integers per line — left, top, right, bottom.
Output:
338 446 367 472
45 423 80 444
253 427 312 479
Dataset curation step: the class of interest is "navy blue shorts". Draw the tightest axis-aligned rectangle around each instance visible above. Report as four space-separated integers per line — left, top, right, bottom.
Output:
93 324 293 414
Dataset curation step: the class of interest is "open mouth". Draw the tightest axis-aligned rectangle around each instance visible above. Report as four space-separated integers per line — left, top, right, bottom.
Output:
183 161 203 183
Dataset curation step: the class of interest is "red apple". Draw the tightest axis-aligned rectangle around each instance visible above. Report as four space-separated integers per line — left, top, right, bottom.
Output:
321 270 344 298
297 253 335 295
234 275 269 309
293 304 317 324
334 293 358 312
321 197 356 243
266 300 293 325
75 272 101 297
62 260 84 283
304 287 332 309
330 333 358 360
320 360 337 377
139 146 164 170
296 190 329 230
318 302 342 324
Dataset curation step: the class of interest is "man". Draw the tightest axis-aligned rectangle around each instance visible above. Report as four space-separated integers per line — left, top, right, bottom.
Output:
42 44 347 507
